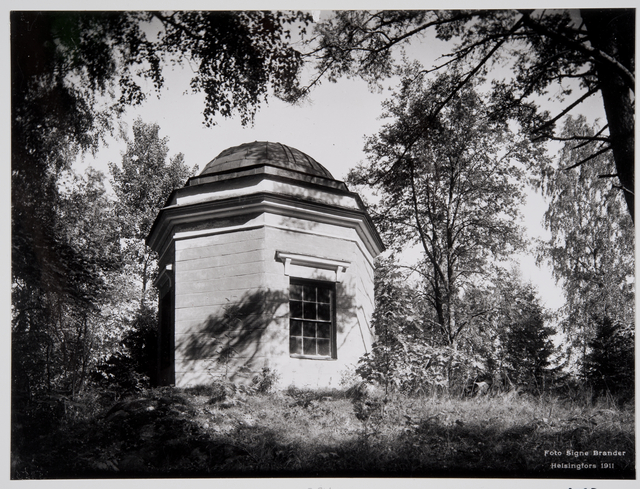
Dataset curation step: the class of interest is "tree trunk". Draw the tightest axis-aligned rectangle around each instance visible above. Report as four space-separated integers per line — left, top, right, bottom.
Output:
46 342 51 393
141 254 149 308
581 9 635 222
78 315 89 395
432 272 446 329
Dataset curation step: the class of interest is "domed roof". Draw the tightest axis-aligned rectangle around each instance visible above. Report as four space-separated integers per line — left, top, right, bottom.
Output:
199 141 334 179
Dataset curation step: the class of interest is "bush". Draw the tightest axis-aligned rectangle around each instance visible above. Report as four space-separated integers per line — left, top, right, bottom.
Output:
252 367 279 393
585 316 634 404
357 333 480 397
93 306 158 391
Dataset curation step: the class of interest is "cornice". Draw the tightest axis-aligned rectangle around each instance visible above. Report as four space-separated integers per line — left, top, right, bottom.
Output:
147 191 385 261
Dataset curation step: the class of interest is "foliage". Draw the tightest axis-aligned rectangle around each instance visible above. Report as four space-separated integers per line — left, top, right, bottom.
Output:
184 380 239 405
349 70 541 348
359 260 564 398
357 259 483 396
109 118 196 308
110 119 193 240
252 367 281 394
11 13 151 315
584 316 634 403
496 277 561 394
12 11 311 133
539 116 634 372
94 305 159 391
181 370 280 404
13 116 195 402
151 11 312 126
307 9 635 219
12 168 127 400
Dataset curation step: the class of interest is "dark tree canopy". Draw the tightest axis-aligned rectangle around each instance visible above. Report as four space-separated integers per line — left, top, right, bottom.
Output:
12 168 123 398
585 316 634 401
11 10 310 400
497 281 558 393
305 9 635 221
11 10 310 207
11 9 311 335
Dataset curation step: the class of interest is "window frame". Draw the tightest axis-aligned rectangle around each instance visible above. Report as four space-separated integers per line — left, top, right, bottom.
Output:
288 277 337 360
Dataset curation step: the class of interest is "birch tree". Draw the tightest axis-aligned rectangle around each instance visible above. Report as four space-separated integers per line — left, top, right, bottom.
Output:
539 116 634 374
349 71 545 348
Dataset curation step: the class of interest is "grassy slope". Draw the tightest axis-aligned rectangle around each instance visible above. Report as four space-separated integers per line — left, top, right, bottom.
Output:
11 385 635 479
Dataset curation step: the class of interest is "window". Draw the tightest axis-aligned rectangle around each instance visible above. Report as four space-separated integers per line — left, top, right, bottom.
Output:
289 279 336 358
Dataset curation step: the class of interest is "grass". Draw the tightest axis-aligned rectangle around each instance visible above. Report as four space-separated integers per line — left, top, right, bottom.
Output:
11 383 635 479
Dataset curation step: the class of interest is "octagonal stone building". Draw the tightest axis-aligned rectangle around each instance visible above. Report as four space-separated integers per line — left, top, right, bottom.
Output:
147 141 384 388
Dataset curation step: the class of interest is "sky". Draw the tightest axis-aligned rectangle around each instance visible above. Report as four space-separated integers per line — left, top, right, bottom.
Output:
72 10 605 312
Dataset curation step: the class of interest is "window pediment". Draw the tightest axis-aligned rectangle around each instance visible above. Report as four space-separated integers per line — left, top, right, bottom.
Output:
276 251 350 283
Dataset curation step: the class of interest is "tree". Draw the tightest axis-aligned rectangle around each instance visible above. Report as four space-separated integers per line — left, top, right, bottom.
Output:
12 168 125 399
11 10 312 344
98 120 196 386
12 10 311 194
539 116 634 374
109 119 196 307
348 70 542 348
304 9 635 221
356 257 480 396
356 257 420 394
149 11 311 126
584 316 634 402
497 279 559 395
12 10 311 136
12 10 311 179
93 304 160 390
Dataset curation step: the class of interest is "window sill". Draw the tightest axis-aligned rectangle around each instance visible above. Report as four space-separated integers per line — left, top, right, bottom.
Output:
290 354 337 361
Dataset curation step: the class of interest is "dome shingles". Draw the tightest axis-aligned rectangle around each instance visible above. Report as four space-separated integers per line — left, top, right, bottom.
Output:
199 141 334 179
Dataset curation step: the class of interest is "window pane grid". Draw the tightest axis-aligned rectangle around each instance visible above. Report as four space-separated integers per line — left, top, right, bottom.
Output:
289 282 333 358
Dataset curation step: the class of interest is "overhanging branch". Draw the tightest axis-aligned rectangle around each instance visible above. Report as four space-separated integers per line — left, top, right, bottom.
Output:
519 10 635 90
561 146 612 170
532 85 600 135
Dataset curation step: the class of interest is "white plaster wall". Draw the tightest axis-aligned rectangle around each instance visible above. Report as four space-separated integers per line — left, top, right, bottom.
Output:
173 226 269 386
168 200 377 389
262 223 375 389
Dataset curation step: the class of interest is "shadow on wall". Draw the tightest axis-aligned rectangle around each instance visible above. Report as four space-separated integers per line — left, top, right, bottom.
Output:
176 289 289 384
175 283 360 385
335 281 357 338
